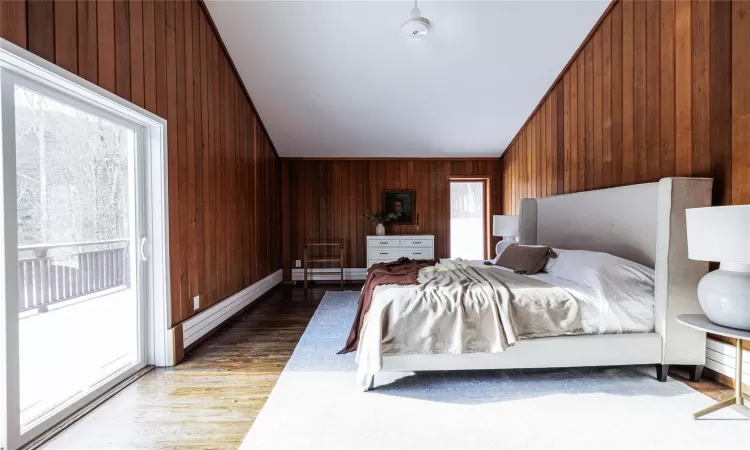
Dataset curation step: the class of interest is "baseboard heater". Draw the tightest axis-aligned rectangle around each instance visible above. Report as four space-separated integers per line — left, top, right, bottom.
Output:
291 267 367 281
182 269 283 348
704 337 750 391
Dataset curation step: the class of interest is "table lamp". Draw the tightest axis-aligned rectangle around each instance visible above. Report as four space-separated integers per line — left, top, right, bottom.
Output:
492 215 519 257
686 205 750 330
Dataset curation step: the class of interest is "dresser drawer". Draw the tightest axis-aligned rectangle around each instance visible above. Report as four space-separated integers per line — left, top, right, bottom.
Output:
369 249 400 259
405 249 432 259
400 238 433 248
368 238 401 248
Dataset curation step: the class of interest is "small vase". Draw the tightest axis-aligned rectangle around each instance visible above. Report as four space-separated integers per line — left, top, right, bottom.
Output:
375 223 386 236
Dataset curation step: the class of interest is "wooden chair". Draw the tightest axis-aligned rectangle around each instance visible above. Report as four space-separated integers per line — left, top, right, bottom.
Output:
303 242 344 292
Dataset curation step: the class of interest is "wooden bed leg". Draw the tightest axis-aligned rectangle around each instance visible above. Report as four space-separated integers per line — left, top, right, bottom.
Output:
688 365 704 383
656 364 669 382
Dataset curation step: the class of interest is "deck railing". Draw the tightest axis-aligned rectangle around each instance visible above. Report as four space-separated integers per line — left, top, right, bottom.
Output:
18 239 130 313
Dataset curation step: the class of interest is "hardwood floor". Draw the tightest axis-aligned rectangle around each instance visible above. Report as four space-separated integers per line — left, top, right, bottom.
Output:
42 284 734 449
42 284 340 450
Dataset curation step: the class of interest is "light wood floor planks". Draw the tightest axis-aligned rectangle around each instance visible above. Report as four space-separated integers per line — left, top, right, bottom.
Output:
43 284 733 449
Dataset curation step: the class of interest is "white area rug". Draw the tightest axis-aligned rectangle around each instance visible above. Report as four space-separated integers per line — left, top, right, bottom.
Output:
241 291 750 450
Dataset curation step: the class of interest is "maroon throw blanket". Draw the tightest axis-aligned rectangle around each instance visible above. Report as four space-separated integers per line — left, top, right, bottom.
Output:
338 257 437 354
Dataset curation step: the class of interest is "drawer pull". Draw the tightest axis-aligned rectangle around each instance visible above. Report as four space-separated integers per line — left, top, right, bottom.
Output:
380 252 388 255
413 252 422 255
380 242 388 244
413 241 421 244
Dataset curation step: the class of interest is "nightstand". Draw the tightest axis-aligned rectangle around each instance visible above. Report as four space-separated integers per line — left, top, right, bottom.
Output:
677 314 750 419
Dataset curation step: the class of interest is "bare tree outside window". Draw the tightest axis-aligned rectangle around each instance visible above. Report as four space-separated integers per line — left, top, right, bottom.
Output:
15 86 132 248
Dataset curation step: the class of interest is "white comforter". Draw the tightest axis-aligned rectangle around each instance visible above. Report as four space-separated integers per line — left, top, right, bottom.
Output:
354 259 655 388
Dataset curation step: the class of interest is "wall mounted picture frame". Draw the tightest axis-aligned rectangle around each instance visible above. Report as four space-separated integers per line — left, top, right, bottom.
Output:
383 190 416 224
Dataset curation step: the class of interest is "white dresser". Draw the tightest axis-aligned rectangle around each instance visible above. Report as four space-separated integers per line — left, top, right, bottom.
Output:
366 235 435 268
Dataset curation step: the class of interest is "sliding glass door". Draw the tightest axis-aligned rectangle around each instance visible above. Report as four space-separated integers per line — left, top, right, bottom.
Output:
13 81 145 432
1 46 157 449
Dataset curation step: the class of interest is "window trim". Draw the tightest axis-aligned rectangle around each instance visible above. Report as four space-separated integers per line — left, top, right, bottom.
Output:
447 176 493 260
0 38 172 450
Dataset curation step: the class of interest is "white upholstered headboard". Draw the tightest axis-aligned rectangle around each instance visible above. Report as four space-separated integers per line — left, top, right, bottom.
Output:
518 177 713 365
519 182 660 268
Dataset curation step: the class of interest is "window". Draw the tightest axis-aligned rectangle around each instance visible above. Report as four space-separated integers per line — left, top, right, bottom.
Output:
449 178 490 260
1 40 170 450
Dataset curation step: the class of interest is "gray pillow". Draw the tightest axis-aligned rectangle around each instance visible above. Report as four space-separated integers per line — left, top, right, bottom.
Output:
495 244 557 275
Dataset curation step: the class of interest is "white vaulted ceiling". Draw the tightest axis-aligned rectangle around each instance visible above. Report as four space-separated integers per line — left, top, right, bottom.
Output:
204 0 609 157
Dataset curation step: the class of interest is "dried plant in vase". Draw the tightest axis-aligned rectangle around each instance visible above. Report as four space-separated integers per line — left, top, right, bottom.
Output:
363 212 402 236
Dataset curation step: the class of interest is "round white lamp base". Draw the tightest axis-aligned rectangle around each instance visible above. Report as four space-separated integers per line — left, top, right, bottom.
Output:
494 238 517 259
698 263 750 331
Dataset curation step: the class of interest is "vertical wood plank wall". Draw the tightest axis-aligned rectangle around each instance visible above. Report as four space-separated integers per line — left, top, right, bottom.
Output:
1 0 282 326
501 0 750 358
281 159 502 281
502 0 748 215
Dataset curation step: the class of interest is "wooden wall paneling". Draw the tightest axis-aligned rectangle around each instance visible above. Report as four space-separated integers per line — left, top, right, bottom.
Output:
129 0 145 109
114 0 131 100
675 0 693 177
54 0 78 74
611 2 623 187
1 0 27 48
77 0 98 85
184 0 198 306
710 0 732 206
164 0 182 320
3 0 282 324
734 0 750 204
564 72 571 193
577 55 585 190
570 62 578 193
500 0 750 208
500 0 750 388
28 0 55 63
556 83 564 195
660 0 675 179
205 17 215 304
175 0 189 309
633 0 647 183
539 99 544 198
692 0 711 177
97 0 116 92
593 27 603 189
622 0 634 184
646 0 661 182
192 1 205 303
585 41 594 191
284 159 502 269
602 15 612 188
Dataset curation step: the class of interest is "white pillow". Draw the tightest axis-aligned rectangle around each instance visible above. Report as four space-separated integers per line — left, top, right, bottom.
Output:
544 249 654 287
544 249 655 332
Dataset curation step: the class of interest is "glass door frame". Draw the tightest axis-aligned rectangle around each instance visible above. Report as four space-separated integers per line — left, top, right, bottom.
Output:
0 39 172 450
446 176 493 260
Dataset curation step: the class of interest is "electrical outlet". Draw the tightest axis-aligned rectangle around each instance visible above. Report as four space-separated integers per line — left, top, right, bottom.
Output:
193 295 200 311
295 259 301 268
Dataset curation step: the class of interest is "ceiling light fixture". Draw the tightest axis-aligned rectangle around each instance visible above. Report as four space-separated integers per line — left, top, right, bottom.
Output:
401 0 430 38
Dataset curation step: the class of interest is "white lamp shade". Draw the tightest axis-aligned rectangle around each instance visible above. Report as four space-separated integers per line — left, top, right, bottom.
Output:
492 215 519 237
686 205 750 263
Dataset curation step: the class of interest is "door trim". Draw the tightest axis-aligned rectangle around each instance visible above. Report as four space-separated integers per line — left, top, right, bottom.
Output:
0 39 171 450
447 176 493 260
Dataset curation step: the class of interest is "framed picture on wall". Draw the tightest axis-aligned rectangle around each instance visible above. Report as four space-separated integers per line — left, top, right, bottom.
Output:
383 190 415 224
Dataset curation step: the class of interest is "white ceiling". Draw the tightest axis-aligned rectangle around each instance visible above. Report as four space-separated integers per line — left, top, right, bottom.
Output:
204 1 609 158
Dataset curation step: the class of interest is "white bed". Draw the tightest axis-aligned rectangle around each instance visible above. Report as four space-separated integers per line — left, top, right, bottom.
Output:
359 177 713 390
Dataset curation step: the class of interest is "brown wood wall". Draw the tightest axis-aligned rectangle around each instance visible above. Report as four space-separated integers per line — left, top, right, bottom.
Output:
501 0 750 217
281 159 502 280
1 0 281 326
501 0 750 358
